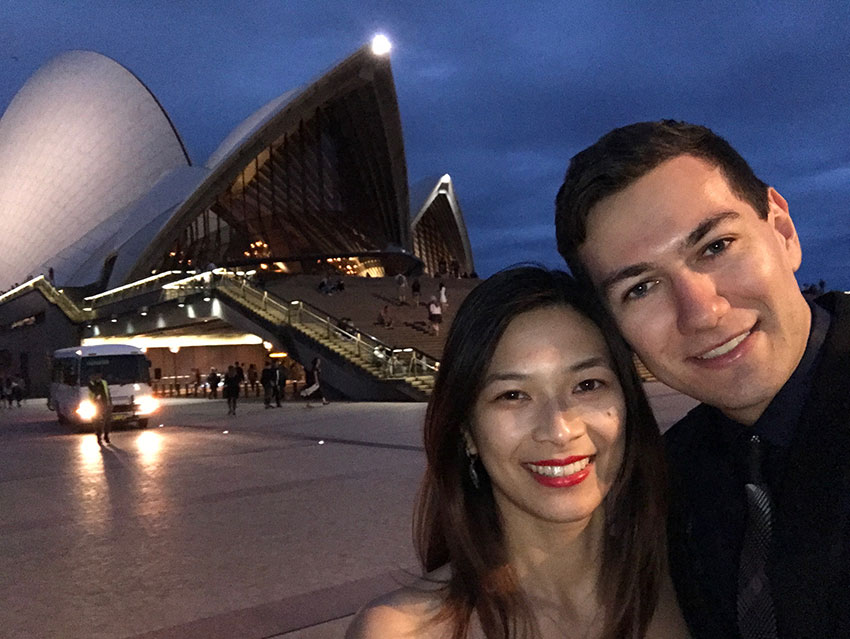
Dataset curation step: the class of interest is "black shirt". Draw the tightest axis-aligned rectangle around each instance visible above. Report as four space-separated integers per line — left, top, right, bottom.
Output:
665 300 832 638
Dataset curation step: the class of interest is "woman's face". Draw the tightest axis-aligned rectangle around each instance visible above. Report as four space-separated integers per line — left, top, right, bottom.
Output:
469 305 626 528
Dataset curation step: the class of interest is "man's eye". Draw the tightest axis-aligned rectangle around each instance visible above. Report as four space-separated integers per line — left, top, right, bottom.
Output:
575 379 604 393
624 280 656 301
703 238 732 256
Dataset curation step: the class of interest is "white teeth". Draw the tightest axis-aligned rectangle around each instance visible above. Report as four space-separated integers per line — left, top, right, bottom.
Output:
528 457 590 477
698 331 750 359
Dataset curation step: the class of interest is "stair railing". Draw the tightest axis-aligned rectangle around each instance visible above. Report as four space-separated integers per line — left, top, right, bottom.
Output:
168 269 438 381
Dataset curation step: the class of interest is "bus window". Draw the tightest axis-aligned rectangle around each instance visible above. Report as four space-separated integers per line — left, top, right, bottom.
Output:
80 355 150 386
56 359 78 385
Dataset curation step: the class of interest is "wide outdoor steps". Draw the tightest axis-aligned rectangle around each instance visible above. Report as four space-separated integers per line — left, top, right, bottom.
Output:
264 274 481 360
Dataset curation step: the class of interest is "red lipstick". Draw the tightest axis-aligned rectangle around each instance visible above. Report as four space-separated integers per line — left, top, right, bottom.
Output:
530 456 588 466
525 456 593 488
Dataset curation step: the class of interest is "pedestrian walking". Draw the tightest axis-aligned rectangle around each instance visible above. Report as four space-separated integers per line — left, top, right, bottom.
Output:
223 365 240 415
428 296 443 335
300 357 328 406
88 370 112 445
438 280 448 309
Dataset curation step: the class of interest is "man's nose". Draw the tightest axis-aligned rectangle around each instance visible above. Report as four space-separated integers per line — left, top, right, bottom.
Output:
533 399 586 444
672 271 729 334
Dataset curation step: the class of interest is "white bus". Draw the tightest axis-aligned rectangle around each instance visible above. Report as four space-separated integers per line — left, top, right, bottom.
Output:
48 344 159 430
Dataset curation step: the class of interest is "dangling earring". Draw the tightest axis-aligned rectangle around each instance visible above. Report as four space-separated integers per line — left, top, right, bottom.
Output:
466 447 480 490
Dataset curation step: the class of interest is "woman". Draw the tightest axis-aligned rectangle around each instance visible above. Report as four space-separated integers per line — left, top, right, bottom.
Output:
300 357 329 406
222 365 240 415
428 296 443 335
348 267 688 638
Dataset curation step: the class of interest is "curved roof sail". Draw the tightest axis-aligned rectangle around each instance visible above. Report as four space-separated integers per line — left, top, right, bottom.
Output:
0 50 191 289
125 44 411 282
411 174 475 276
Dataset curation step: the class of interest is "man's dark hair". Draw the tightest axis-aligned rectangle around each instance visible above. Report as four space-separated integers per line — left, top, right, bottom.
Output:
555 120 769 279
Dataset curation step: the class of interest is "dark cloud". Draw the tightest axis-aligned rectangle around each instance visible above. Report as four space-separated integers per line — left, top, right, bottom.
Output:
2 0 848 286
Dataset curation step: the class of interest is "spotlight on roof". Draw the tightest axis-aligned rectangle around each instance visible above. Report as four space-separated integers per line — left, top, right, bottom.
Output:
371 34 392 56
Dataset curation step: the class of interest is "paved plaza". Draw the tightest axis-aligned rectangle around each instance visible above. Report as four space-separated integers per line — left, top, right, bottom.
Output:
0 384 697 639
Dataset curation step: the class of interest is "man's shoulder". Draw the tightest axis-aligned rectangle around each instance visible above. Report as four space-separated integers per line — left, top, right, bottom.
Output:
664 403 715 445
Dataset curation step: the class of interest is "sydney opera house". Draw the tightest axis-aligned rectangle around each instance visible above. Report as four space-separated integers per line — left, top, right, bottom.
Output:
0 39 475 399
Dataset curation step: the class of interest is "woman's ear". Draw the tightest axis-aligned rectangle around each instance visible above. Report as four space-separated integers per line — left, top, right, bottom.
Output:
462 428 478 456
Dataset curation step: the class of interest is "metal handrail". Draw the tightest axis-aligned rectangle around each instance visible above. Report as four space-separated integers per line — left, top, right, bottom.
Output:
84 270 186 309
0 275 91 322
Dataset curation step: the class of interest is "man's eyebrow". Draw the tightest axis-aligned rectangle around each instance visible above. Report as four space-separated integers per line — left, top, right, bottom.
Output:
482 357 609 385
597 211 741 298
682 211 739 249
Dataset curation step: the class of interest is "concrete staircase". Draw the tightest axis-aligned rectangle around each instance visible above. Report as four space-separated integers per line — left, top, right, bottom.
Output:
213 277 435 399
264 275 481 360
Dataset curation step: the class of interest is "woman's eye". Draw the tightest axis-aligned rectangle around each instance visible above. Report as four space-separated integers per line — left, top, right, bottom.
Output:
574 379 604 393
496 390 526 401
703 238 732 256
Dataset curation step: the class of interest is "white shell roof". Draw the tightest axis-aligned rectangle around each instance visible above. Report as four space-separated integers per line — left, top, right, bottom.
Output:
205 87 301 169
0 50 190 289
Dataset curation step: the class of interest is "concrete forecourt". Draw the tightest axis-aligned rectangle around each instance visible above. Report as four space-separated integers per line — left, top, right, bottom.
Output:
0 387 695 639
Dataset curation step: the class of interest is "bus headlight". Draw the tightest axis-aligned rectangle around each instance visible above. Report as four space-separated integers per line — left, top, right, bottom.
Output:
76 399 98 421
136 395 159 415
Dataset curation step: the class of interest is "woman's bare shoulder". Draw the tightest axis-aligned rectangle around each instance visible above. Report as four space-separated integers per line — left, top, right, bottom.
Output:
345 566 452 639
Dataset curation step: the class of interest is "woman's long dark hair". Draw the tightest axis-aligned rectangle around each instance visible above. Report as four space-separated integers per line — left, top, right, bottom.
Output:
414 266 668 639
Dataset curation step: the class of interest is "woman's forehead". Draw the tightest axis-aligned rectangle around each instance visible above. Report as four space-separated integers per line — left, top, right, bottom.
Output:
488 306 610 371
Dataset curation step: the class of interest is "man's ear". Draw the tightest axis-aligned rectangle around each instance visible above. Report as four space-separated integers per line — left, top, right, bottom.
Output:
767 187 802 272
462 429 478 456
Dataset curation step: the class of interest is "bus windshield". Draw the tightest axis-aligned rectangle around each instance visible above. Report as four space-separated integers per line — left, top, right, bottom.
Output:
80 355 150 386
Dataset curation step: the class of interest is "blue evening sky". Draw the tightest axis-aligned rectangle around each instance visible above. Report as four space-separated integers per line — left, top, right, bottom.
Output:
1 1 848 287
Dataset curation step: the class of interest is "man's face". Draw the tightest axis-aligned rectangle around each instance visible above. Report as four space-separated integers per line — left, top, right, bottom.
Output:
577 155 811 424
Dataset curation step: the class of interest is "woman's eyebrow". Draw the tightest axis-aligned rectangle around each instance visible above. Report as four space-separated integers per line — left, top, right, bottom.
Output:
482 357 609 385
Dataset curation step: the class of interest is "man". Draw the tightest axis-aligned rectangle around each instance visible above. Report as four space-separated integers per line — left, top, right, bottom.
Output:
206 368 220 399
260 361 275 409
555 120 850 638
88 370 111 445
274 360 287 405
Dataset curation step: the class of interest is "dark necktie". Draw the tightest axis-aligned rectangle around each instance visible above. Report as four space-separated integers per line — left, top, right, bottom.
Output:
737 434 778 639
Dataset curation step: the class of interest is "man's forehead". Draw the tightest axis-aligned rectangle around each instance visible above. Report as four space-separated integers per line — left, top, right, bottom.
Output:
577 157 747 263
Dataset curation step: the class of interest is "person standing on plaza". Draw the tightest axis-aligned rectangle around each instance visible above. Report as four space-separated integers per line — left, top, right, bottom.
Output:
556 119 850 637
206 368 220 399
300 357 328 406
247 363 259 396
395 272 408 305
88 370 111 445
275 360 287 404
222 365 240 415
260 361 275 408
438 280 448 309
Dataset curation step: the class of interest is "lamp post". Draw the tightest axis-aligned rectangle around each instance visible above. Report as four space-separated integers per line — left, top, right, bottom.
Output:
168 345 180 396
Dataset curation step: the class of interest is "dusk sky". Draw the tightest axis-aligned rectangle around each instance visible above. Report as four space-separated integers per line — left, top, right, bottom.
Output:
2 1 848 288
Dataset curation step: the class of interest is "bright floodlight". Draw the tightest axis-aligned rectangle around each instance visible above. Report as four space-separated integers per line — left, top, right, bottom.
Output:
371 34 392 56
